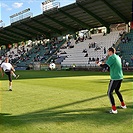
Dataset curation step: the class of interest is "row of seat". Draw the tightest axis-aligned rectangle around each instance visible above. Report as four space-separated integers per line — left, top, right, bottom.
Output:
117 30 133 66
61 31 120 66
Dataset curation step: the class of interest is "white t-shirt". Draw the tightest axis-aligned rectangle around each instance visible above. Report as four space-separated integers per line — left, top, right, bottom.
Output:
1 62 12 72
126 62 129 66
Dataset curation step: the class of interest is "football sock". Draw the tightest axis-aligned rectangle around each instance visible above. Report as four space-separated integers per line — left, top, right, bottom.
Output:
112 105 116 111
13 73 16 77
9 86 12 90
121 102 125 106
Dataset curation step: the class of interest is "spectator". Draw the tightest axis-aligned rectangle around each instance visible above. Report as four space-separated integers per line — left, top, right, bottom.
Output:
89 58 91 62
101 56 106 62
88 36 92 39
125 62 129 70
119 30 124 36
83 49 87 53
72 64 76 71
92 58 95 61
67 41 71 47
75 39 78 44
95 46 101 51
60 51 67 54
96 58 99 61
104 47 106 54
112 44 115 47
69 45 74 48
103 32 106 36
123 59 126 67
121 37 131 43
84 53 88 57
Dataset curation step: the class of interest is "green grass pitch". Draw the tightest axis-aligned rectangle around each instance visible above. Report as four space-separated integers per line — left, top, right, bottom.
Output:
0 71 132 133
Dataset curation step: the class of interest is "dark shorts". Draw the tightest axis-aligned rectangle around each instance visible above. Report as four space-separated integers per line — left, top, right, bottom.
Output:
108 80 122 91
5 70 12 82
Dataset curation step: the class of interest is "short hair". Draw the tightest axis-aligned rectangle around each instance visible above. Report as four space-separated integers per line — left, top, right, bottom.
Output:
5 57 9 60
108 47 116 53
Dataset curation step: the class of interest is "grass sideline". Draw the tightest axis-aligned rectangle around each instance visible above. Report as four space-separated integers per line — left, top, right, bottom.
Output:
0 71 132 133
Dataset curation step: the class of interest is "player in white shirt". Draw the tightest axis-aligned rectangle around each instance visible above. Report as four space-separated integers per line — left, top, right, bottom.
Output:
0 57 19 91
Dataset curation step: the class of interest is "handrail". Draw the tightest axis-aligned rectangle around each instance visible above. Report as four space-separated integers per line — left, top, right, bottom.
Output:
114 32 126 49
45 40 66 63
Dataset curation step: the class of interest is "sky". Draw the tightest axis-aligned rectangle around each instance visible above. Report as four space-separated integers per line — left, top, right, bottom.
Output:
0 0 75 26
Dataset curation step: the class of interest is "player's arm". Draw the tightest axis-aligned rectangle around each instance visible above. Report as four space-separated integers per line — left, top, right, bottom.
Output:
96 61 109 69
0 67 4 77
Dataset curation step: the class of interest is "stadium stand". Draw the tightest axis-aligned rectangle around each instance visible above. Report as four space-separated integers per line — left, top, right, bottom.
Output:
0 0 131 70
116 30 133 66
7 39 65 68
60 31 120 66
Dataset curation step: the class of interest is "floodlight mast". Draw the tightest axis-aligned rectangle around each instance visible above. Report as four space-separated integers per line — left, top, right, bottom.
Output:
9 8 32 24
42 0 60 12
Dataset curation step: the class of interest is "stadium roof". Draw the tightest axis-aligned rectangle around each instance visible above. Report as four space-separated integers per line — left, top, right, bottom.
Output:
0 0 132 45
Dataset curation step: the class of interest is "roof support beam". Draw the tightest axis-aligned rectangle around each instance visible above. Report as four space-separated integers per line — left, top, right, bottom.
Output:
0 32 19 42
21 22 50 37
14 26 36 37
0 39 4 43
0 37 9 44
59 9 91 29
2 30 24 42
32 18 62 35
4 28 28 39
44 14 77 32
77 3 110 27
101 0 129 23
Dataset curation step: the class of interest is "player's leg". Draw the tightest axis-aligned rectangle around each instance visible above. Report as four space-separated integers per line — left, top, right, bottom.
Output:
5 72 13 91
115 80 126 109
8 72 12 91
11 71 16 78
11 70 19 79
9 81 12 91
107 80 117 113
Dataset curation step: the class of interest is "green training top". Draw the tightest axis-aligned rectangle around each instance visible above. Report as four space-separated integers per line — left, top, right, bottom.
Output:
106 54 123 80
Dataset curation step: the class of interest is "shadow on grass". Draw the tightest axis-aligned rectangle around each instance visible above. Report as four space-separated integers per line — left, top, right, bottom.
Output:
0 71 111 81
0 71 132 82
93 76 133 83
123 77 133 82
0 89 132 127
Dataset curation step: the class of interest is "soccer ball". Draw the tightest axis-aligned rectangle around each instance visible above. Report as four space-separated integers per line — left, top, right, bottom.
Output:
49 63 56 70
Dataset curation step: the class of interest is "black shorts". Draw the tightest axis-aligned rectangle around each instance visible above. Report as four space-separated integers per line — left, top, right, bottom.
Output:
5 71 12 82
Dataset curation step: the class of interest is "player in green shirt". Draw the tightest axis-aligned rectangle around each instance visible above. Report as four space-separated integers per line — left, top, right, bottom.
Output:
97 47 127 114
